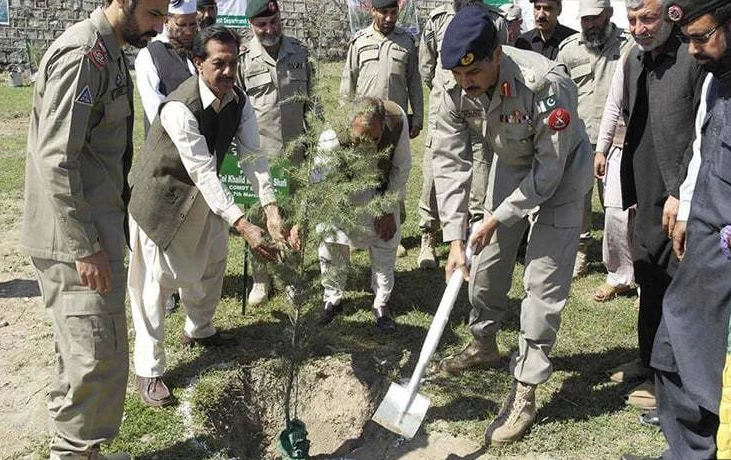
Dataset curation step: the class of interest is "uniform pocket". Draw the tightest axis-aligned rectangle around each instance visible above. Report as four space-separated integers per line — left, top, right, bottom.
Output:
61 288 127 360
103 95 131 123
569 62 592 80
390 47 408 75
537 200 582 228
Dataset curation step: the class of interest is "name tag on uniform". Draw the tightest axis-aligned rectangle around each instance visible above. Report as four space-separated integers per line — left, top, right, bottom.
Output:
112 86 127 100
290 62 305 69
460 109 482 119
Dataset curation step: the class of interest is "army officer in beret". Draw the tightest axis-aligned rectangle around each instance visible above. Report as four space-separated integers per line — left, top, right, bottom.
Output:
431 5 592 447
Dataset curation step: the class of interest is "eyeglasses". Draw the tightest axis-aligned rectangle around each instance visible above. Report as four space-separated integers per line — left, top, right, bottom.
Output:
679 23 722 45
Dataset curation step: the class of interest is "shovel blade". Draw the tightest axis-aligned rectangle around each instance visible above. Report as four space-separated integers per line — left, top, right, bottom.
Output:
372 382 431 439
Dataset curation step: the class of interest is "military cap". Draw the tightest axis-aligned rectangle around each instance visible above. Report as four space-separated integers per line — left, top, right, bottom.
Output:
197 0 215 8
371 0 399 8
578 0 610 17
665 0 731 26
245 0 279 18
441 5 499 70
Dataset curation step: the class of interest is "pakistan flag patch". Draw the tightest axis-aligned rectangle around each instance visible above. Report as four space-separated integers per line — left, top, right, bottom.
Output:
536 95 559 114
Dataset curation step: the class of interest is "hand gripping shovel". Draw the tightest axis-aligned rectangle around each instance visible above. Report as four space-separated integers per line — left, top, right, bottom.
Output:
372 238 475 439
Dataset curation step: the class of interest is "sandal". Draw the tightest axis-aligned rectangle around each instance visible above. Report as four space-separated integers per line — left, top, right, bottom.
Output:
593 283 633 302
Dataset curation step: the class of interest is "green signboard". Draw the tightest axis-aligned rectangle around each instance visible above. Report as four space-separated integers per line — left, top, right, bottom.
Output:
219 150 290 205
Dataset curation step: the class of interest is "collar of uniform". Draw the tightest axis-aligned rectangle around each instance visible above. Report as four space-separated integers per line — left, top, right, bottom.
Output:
370 22 396 39
90 8 122 61
249 35 293 61
198 76 239 113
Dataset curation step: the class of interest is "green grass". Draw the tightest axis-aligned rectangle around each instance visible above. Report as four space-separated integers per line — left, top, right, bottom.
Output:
1 64 665 459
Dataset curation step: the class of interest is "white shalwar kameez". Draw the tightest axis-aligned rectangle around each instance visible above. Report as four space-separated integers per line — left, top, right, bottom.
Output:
128 78 275 378
315 107 411 310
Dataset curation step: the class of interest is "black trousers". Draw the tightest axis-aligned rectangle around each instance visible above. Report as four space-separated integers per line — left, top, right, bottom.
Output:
657 370 719 460
634 258 672 368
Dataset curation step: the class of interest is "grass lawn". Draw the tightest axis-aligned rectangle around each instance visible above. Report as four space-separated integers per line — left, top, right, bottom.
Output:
1 62 665 460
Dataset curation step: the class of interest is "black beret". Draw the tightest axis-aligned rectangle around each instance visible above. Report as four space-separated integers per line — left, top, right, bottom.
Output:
441 6 499 70
371 0 399 8
245 0 279 18
665 0 731 26
197 0 215 8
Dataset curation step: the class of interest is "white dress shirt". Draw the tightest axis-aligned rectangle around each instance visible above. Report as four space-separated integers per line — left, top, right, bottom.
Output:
678 73 713 222
135 31 197 123
159 77 276 229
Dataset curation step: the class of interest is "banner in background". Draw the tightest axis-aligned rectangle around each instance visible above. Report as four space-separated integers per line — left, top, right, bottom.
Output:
220 150 290 205
217 0 249 27
0 0 9 26
347 0 419 38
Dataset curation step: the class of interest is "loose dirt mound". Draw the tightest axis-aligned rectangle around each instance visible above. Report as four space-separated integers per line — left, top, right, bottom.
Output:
203 356 377 459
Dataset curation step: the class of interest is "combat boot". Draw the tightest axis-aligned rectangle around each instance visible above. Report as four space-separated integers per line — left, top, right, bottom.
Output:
439 335 500 375
486 380 537 446
417 231 438 269
247 270 270 306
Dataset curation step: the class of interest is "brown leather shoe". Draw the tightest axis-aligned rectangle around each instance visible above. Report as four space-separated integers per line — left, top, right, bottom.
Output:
136 375 174 408
181 331 238 348
439 336 500 375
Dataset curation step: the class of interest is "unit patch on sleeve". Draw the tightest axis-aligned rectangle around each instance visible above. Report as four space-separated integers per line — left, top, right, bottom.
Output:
86 36 109 69
547 108 570 131
75 85 93 106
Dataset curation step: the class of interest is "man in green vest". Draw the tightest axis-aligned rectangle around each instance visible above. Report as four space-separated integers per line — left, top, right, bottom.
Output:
126 25 287 408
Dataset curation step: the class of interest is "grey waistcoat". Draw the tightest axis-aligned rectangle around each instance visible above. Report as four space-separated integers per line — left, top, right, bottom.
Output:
144 40 194 133
129 76 245 250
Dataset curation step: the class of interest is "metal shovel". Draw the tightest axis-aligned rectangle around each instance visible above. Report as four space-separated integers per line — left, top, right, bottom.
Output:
372 238 475 439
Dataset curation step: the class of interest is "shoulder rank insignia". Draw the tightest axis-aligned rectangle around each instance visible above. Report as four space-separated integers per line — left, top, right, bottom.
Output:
547 108 570 131
536 95 559 114
75 85 93 106
501 81 512 97
86 36 109 69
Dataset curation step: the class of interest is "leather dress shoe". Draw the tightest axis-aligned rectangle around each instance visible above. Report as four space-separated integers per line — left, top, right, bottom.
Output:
136 375 174 408
639 409 660 427
319 301 342 325
181 330 237 348
620 454 659 460
373 305 396 333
